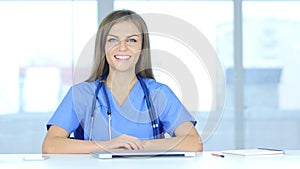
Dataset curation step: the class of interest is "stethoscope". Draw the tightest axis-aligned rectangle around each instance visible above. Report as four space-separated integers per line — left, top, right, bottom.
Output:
89 74 161 141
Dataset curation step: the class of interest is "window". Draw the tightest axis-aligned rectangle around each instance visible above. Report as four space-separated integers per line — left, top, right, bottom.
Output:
242 1 300 149
0 0 97 153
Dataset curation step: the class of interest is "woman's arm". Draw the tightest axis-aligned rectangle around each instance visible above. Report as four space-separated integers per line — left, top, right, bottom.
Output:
42 122 202 154
42 126 145 154
42 126 100 154
142 122 203 152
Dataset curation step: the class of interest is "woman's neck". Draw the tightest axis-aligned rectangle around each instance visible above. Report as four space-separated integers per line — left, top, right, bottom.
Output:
105 71 138 106
106 71 137 92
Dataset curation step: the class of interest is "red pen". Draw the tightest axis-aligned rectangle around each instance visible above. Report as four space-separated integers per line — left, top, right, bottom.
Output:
211 153 225 158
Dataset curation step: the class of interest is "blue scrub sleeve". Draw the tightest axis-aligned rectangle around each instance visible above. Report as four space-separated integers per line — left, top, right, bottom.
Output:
154 85 196 137
47 88 80 134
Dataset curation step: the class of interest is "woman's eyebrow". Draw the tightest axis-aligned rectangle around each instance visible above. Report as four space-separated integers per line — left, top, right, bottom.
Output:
127 34 140 38
107 34 118 38
107 34 140 38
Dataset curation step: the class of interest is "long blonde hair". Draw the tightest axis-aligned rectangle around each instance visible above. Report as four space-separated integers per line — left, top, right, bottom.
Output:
86 9 154 82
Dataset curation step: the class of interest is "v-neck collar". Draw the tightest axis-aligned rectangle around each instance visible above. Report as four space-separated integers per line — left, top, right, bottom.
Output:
104 80 143 109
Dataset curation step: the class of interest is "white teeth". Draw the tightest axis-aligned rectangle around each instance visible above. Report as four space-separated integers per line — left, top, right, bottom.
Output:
115 55 130 59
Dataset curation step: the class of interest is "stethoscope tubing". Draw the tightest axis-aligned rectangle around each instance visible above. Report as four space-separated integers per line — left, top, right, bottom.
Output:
89 75 161 141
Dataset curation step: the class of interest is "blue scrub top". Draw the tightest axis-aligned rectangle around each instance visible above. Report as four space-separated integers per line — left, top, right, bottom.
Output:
47 78 196 140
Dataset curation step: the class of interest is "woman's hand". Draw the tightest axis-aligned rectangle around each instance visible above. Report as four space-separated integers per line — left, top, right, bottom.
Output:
141 122 203 152
103 134 145 150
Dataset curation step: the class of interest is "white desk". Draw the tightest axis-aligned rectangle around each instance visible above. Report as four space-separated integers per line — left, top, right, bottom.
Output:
1 151 300 169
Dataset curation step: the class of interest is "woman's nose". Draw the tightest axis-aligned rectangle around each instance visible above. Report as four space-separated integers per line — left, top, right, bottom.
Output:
118 40 128 51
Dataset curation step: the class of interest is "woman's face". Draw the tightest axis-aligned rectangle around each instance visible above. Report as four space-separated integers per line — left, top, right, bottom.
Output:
105 20 142 74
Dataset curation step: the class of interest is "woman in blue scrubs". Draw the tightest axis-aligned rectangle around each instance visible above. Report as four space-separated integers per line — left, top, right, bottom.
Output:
42 9 203 153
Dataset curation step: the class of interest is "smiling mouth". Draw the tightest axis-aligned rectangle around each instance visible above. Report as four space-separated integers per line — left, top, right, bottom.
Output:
114 55 131 60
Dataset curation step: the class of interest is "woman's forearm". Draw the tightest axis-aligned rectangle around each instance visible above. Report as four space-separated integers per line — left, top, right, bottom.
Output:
142 135 203 152
42 136 108 154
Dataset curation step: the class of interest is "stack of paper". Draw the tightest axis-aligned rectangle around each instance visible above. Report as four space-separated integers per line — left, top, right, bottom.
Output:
221 148 285 156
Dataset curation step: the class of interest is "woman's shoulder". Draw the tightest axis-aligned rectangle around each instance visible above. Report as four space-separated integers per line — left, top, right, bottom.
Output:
73 81 95 87
70 81 97 94
142 78 171 92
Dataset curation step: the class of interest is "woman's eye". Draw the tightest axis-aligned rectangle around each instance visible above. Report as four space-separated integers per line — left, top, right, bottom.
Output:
108 38 118 43
127 39 137 43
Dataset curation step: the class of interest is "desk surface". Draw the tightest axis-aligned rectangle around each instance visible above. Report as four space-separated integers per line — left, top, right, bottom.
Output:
1 151 300 169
